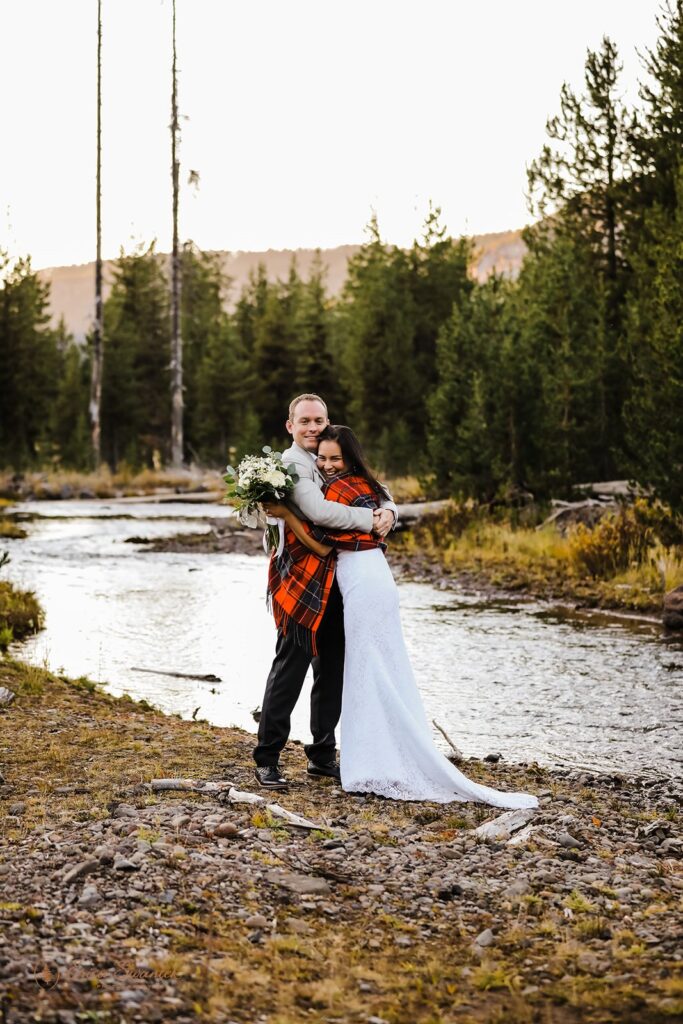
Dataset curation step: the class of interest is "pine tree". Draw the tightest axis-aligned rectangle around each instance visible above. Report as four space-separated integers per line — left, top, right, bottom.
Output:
100 246 171 468
52 322 90 468
338 215 418 472
624 172 683 510
294 252 340 410
632 0 683 213
527 36 634 474
0 255 61 467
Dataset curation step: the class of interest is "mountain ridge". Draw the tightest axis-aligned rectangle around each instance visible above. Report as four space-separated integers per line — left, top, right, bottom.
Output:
38 228 527 341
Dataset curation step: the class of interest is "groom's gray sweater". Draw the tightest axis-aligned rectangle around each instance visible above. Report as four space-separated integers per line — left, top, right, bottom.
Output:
283 442 398 532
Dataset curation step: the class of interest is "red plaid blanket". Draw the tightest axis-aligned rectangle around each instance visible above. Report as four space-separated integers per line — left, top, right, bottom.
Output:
267 474 385 653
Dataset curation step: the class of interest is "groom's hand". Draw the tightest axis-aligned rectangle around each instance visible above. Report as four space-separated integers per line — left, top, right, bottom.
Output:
373 508 394 537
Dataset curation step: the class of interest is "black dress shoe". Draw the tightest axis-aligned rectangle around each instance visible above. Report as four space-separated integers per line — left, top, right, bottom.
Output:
254 765 288 789
306 760 341 781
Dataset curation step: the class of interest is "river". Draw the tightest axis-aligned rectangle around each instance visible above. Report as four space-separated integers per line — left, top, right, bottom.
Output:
5 499 682 778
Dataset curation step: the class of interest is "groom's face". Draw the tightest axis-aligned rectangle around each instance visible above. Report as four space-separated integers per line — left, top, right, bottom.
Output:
286 400 329 452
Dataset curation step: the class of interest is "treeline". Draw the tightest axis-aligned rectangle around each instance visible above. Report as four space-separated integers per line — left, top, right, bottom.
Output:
1 2 681 510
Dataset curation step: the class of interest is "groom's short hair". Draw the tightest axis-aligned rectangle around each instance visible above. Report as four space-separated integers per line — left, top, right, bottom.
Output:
288 393 328 420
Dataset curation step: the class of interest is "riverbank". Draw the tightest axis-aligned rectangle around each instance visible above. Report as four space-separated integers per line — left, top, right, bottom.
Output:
0 468 225 502
392 503 683 619
128 506 683 623
1 659 681 1024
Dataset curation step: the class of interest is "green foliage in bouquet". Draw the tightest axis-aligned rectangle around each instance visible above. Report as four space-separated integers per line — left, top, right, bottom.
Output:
224 446 299 551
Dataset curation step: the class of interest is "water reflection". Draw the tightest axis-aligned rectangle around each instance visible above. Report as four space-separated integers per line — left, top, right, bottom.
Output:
6 499 682 778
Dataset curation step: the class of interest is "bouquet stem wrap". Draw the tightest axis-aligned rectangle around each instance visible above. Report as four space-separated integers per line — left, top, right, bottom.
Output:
264 516 286 557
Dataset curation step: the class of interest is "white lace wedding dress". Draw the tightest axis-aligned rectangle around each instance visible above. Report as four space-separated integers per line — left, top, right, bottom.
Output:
336 548 538 808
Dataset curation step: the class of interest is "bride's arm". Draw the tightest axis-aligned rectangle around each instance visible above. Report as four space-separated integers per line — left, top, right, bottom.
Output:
263 503 333 557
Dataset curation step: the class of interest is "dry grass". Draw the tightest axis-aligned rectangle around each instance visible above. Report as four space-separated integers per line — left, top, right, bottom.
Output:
0 580 43 647
401 504 683 614
0 465 224 499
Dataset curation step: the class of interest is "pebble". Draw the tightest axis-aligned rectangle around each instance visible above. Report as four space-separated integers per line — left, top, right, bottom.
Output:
558 832 582 849
475 928 495 947
112 804 138 819
244 914 269 928
284 916 314 935
77 885 101 908
63 859 99 885
113 854 140 872
213 822 238 838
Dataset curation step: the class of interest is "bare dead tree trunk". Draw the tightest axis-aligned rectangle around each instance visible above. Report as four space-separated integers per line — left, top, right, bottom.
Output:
89 0 103 467
170 0 184 467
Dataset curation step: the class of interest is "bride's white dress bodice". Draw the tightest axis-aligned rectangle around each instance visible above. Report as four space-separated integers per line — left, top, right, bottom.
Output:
336 548 538 808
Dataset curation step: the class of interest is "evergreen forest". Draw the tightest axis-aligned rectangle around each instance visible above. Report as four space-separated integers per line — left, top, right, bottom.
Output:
1 3 682 511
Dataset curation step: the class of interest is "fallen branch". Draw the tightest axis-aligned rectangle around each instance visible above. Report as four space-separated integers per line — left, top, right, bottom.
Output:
149 779 328 831
131 667 221 683
432 719 464 763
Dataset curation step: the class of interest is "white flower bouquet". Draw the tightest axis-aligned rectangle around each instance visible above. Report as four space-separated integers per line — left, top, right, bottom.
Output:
224 446 299 552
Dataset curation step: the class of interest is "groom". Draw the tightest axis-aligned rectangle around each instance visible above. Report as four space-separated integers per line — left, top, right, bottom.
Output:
253 393 397 789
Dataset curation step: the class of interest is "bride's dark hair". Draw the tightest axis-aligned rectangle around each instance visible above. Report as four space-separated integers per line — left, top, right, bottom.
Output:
317 424 389 499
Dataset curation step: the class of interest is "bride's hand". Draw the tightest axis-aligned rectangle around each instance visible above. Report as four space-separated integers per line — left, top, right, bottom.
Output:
262 501 289 519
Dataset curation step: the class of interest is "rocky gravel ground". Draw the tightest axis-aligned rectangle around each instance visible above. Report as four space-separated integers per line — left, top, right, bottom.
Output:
0 660 681 1024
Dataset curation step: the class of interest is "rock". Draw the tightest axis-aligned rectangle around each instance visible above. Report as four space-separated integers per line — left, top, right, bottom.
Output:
475 928 495 947
113 853 140 871
170 813 191 829
663 585 683 630
213 822 238 838
504 877 531 899
118 989 145 1003
284 916 313 935
576 952 605 975
484 753 502 763
112 803 138 819
475 808 536 842
0 687 15 706
558 832 582 849
63 859 99 885
635 819 672 840
265 869 332 896
77 885 101 908
244 914 268 929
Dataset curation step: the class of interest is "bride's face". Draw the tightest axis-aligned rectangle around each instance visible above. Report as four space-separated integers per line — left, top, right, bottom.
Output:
317 440 347 478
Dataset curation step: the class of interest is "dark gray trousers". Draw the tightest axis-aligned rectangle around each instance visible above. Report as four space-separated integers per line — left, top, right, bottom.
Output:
253 577 344 766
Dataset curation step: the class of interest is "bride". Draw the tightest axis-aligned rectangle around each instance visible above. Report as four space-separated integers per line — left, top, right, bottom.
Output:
266 425 538 809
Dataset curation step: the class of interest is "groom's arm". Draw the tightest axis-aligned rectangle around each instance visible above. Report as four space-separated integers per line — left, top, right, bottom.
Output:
285 449 375 532
293 474 375 532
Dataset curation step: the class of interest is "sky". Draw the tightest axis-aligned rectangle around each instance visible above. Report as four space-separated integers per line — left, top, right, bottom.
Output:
0 0 664 270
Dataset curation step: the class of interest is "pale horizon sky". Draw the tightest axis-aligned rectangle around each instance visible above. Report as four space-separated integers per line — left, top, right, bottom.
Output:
0 0 664 270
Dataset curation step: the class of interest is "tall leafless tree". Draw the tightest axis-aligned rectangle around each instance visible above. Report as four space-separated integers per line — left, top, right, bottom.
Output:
170 0 184 466
89 0 103 466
